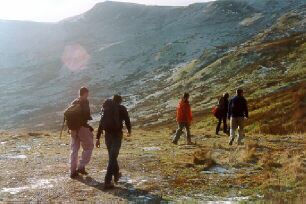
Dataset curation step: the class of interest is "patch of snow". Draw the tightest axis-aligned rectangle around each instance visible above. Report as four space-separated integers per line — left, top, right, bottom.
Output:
202 165 235 175
240 13 264 26
119 176 134 184
34 123 45 128
178 195 250 202
17 145 31 151
0 178 64 195
142 147 161 151
0 155 27 160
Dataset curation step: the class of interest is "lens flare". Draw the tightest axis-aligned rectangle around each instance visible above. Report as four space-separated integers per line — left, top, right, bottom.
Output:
62 43 90 71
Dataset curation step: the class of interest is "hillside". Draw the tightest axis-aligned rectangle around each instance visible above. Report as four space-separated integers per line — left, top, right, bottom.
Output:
0 0 305 130
125 5 306 135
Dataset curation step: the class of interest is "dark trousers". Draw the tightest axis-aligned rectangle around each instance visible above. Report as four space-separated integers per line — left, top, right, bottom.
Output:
216 115 228 134
105 131 122 184
173 122 191 143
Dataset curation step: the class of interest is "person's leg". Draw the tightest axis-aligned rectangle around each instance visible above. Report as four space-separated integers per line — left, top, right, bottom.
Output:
223 115 228 134
229 117 238 145
185 123 192 144
104 132 113 185
112 132 123 182
172 123 184 144
78 127 94 171
216 117 221 135
70 130 80 176
237 117 245 145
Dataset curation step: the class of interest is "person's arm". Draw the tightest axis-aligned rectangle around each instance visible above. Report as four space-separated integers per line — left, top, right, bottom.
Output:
122 106 131 134
96 118 103 140
96 110 104 148
244 99 249 118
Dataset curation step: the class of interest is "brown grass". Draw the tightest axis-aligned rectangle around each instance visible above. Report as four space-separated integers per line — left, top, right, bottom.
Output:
243 142 259 163
193 148 216 169
248 81 306 134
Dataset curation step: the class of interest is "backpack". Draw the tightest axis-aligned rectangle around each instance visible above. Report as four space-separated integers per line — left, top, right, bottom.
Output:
64 102 83 130
212 105 220 118
100 99 121 132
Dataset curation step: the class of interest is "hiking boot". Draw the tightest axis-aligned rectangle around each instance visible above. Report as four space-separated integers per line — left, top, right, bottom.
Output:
70 172 79 179
104 182 115 190
77 167 88 175
172 140 178 145
229 139 234 146
114 172 122 184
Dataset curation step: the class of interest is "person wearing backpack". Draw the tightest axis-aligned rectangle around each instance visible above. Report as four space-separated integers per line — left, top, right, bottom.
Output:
69 87 94 179
172 92 193 145
216 93 229 135
228 89 248 146
96 95 131 189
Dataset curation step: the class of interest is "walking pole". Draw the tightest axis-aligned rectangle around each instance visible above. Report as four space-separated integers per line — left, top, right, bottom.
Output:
60 118 65 139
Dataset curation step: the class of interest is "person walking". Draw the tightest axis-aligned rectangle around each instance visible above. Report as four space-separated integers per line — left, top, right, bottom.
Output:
228 89 248 146
96 95 131 189
172 92 193 145
69 87 94 179
216 93 229 135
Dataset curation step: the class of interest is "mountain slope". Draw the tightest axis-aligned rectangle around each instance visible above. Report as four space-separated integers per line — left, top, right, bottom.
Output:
0 0 305 130
126 5 306 134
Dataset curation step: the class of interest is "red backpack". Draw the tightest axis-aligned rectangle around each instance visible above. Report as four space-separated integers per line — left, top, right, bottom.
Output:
212 106 220 118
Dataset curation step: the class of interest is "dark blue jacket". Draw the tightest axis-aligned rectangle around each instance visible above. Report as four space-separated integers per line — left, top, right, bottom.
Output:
228 96 248 118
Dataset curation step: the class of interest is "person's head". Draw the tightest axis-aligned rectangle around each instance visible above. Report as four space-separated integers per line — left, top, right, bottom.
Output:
223 92 229 99
182 92 190 102
113 94 123 104
236 89 244 97
79 87 89 99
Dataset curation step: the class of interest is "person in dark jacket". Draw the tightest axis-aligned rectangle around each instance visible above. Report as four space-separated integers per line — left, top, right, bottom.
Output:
96 95 131 189
70 87 94 179
216 92 229 135
228 89 248 146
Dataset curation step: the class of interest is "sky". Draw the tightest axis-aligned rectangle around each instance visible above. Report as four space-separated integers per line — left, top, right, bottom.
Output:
0 0 214 22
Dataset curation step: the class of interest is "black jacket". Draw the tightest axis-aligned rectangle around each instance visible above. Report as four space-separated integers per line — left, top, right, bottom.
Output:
218 97 229 116
97 104 131 139
228 96 248 118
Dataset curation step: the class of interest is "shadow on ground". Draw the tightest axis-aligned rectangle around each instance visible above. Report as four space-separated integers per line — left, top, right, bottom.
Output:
76 176 167 203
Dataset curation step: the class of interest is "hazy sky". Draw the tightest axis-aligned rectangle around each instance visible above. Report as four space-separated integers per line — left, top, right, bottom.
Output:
0 0 214 22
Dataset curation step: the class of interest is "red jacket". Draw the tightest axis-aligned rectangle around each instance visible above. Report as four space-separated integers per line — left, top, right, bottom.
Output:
176 99 192 124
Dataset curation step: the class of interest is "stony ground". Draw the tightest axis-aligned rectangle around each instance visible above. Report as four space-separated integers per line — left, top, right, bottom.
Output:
0 121 305 203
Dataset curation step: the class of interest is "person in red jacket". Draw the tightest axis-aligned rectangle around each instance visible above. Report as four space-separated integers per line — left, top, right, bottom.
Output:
172 92 193 145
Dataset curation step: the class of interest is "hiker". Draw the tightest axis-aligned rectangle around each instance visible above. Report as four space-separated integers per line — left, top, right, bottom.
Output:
69 87 94 178
228 89 248 146
96 94 131 189
216 92 229 135
172 92 193 145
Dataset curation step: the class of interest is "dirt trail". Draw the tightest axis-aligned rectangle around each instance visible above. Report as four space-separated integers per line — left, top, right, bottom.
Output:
0 127 305 202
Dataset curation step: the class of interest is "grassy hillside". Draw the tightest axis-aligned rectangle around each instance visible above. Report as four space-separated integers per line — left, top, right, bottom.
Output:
127 8 306 135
